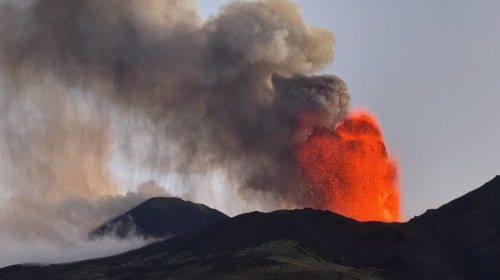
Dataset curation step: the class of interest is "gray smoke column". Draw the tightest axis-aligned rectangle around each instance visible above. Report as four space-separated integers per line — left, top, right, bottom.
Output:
0 0 350 264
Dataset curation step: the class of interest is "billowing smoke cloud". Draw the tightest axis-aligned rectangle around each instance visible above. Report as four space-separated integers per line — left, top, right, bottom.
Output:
0 0 349 266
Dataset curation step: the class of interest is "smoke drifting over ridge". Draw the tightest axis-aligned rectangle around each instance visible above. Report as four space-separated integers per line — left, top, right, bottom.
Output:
0 0 351 266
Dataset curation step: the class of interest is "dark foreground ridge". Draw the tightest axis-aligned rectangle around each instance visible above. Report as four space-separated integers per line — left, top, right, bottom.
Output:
1 176 499 280
89 197 229 239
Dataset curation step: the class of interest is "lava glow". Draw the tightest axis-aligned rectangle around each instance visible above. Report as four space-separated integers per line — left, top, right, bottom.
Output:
294 110 401 222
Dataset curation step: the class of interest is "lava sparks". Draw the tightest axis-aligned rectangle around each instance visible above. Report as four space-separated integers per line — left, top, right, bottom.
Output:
295 110 401 222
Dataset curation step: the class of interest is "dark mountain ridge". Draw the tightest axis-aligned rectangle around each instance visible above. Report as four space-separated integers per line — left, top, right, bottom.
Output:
1 176 499 280
89 196 229 239
409 175 500 279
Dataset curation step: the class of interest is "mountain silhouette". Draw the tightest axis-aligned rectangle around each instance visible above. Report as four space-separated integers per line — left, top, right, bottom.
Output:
1 176 499 280
89 197 229 239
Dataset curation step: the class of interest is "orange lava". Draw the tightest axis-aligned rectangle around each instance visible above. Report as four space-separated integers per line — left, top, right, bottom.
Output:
294 110 401 222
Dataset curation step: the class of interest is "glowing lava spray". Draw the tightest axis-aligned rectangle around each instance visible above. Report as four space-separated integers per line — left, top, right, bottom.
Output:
295 110 401 222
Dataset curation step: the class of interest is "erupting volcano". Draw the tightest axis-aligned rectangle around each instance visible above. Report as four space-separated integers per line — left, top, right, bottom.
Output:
0 0 405 261
295 110 401 222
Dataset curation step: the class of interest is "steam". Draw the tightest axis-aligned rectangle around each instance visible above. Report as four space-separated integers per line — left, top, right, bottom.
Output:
0 0 350 267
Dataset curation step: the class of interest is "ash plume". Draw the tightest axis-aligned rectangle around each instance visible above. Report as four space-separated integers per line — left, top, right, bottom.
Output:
0 0 350 265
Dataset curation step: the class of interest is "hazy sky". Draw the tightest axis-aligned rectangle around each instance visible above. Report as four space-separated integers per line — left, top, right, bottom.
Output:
199 0 500 218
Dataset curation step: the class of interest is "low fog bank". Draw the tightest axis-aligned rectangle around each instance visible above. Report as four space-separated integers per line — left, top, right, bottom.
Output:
0 182 169 268
0 233 158 268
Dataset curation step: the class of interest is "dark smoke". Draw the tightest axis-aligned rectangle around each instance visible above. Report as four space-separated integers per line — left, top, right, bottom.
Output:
0 0 349 266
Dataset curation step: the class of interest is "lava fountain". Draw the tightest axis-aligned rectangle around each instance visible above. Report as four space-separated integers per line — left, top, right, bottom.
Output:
294 110 401 222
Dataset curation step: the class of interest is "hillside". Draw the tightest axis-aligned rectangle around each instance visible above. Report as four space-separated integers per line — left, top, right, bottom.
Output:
1 176 499 280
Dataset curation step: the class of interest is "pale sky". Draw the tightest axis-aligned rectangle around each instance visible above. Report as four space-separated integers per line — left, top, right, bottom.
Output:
198 0 500 218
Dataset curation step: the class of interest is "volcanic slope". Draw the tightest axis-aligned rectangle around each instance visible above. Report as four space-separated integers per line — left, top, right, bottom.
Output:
89 197 229 239
1 176 499 280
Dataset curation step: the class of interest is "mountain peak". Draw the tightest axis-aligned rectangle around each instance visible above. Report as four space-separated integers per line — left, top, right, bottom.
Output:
89 196 229 239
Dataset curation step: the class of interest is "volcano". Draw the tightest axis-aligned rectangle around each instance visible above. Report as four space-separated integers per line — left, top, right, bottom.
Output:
1 176 499 280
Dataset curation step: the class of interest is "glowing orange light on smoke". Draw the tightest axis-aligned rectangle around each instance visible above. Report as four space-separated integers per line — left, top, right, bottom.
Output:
294 110 401 222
